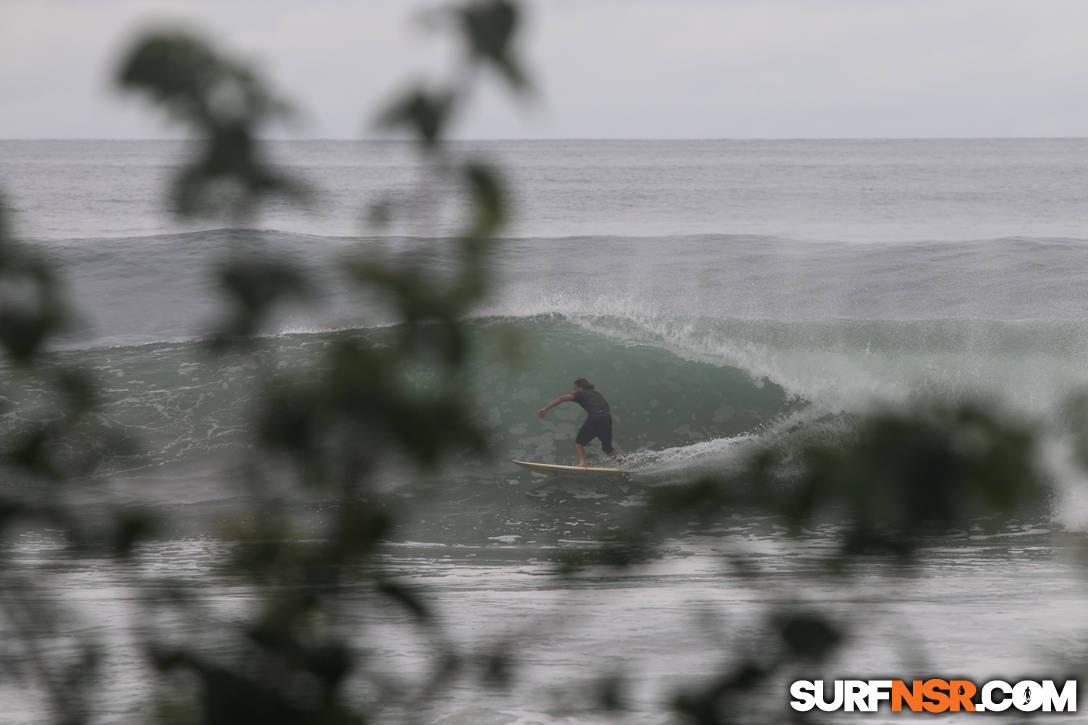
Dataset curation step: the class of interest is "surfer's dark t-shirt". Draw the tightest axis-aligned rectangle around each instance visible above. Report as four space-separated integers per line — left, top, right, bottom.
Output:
572 389 610 416
572 388 615 453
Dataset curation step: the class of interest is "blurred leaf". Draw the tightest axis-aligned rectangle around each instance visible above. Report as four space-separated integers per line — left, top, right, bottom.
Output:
117 31 287 127
117 31 306 219
480 646 514 689
464 161 506 238
454 0 527 90
8 427 59 480
640 401 1049 562
0 252 67 365
155 652 307 725
53 367 99 415
172 125 305 217
776 612 842 661
1061 392 1088 470
375 87 455 148
211 256 311 345
377 579 431 621
366 199 393 229
114 509 157 558
797 402 1047 556
305 643 354 690
593 673 627 711
672 663 767 725
0 497 26 530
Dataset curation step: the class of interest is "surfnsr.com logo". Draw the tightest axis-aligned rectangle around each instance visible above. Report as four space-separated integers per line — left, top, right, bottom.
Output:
790 679 1077 714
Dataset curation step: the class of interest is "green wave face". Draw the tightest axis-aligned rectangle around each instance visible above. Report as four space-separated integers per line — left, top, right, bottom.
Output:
469 316 796 464
3 316 796 485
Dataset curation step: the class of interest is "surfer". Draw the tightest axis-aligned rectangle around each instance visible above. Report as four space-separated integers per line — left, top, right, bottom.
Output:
537 378 622 467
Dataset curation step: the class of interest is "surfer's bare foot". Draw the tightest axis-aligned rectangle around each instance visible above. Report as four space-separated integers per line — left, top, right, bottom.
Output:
578 462 587 468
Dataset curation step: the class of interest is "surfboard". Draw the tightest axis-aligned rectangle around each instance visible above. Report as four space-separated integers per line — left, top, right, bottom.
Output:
512 460 627 477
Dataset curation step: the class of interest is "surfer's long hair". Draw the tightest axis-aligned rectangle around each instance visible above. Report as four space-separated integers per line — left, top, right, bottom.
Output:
574 378 594 390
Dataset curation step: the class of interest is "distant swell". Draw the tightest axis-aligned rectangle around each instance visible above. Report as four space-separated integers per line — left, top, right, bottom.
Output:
13 227 1088 500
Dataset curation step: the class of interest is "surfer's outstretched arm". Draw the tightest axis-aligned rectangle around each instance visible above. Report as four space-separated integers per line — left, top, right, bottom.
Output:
537 393 574 417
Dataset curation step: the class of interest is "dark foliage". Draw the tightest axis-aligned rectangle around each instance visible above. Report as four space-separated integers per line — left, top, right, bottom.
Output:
0 2 1075 723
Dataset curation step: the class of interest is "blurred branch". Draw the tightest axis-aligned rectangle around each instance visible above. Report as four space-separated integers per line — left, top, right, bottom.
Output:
109 3 529 723
1 3 1073 725
624 401 1051 565
117 31 307 219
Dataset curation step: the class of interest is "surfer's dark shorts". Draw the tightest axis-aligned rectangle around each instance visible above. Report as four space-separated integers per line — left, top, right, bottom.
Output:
576 413 614 453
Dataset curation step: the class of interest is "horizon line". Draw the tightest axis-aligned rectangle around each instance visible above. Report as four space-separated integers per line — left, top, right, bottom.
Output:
4 136 1088 143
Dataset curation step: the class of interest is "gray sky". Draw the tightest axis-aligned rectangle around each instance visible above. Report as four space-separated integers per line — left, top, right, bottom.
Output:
5 0 1088 139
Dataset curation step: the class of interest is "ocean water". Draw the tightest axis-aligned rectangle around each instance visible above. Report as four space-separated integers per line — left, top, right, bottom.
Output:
3 139 1088 722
